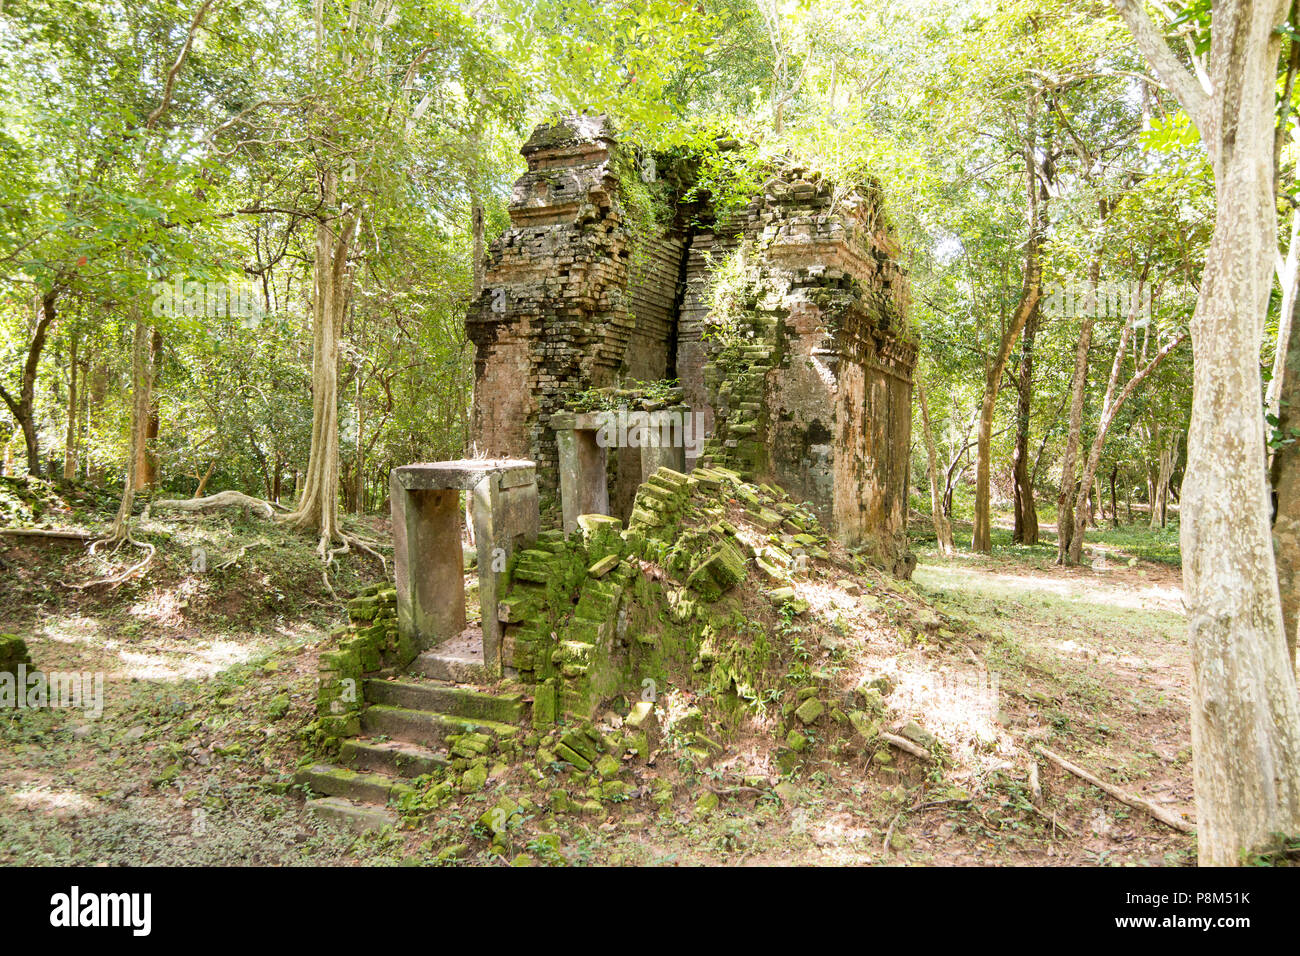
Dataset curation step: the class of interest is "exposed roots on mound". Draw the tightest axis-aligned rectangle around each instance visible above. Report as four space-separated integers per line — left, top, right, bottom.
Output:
144 490 280 520
313 531 387 599
70 532 156 589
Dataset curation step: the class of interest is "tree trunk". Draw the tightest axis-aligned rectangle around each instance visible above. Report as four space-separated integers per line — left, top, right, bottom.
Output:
1109 462 1119 529
146 328 162 484
350 374 365 514
471 199 485 300
916 378 954 554
974 92 1044 554
109 308 153 540
1058 257 1103 563
1151 431 1178 529
63 328 78 482
1114 0 1300 865
280 169 357 551
1268 204 1300 424
1068 310 1183 565
194 459 216 498
1271 283 1300 672
0 288 59 478
1012 304 1040 544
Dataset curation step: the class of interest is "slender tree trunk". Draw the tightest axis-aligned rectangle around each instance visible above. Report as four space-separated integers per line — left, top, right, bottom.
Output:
1109 462 1119 528
1012 304 1040 544
1152 431 1178 529
1058 256 1102 563
63 329 78 482
1068 314 1183 565
109 309 152 539
134 327 162 489
281 169 357 551
974 93 1044 553
350 375 365 514
193 459 216 498
1268 205 1300 424
0 288 59 478
916 378 954 554
1271 287 1300 672
471 200 485 300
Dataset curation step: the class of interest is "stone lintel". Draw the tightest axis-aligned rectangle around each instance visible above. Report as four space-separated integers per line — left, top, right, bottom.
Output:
394 459 536 491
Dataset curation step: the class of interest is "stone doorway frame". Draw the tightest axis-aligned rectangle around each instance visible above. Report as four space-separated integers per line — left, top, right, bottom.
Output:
390 459 539 676
552 408 690 533
552 411 609 534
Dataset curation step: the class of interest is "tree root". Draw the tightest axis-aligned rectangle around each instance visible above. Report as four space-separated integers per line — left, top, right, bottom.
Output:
215 538 268 570
1036 745 1194 834
144 490 276 519
70 533 156 589
313 531 387 599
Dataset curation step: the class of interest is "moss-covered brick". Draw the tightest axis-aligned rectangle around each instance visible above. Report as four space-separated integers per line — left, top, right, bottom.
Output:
554 742 592 771
794 698 825 725
497 589 542 624
560 728 600 763
648 466 689 490
0 634 33 674
685 540 748 601
532 682 558 727
512 549 555 584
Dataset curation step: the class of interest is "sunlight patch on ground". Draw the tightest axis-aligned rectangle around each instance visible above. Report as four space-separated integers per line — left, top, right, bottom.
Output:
36 614 105 646
117 638 257 681
33 614 264 680
128 578 203 627
5 784 97 816
912 562 1184 615
1044 637 1166 673
889 659 1008 763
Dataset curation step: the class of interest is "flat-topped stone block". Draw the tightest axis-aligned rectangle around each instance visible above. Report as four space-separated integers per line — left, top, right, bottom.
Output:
394 458 536 491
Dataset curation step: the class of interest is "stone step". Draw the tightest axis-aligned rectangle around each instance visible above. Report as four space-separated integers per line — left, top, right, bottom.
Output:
360 704 516 749
306 796 399 834
295 763 411 805
365 679 525 724
340 738 449 778
412 649 487 683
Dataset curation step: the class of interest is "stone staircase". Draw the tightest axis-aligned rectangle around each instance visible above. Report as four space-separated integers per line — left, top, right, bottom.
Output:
298 645 527 833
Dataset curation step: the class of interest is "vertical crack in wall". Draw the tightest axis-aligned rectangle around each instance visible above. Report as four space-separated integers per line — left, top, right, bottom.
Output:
467 118 918 574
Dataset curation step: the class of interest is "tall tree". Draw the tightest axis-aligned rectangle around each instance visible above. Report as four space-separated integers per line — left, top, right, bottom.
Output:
1112 0 1300 865
972 91 1046 553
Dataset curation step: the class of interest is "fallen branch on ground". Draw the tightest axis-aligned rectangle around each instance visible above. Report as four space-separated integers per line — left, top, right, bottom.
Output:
1037 746 1194 834
0 528 95 540
1024 800 1078 838
880 731 938 763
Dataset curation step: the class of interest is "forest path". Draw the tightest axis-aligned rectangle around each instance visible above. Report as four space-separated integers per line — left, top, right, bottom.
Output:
898 536 1194 864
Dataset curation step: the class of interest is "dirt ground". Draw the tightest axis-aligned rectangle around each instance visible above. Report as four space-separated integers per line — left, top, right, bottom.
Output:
0 506 1199 866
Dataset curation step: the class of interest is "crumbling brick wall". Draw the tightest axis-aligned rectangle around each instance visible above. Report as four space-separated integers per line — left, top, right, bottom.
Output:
466 115 682 516
692 167 917 574
467 119 916 574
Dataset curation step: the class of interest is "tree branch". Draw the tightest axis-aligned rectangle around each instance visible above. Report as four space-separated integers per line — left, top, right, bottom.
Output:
1110 0 1211 130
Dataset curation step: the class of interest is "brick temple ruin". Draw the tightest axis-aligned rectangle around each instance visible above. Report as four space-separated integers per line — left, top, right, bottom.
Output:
466 114 917 574
303 119 922 825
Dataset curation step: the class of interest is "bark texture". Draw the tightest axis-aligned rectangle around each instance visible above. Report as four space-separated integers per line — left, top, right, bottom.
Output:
1113 0 1300 865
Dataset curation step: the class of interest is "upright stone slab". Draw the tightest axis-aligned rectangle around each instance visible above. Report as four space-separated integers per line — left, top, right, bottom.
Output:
637 408 689 481
391 459 538 673
552 412 609 534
